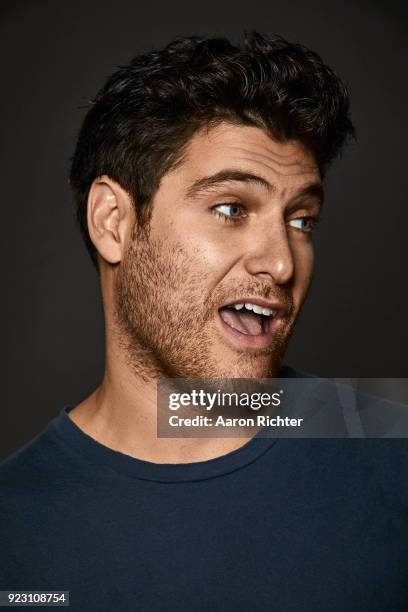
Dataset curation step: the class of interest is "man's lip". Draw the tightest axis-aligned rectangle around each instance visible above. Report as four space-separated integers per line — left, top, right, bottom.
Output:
218 297 288 316
215 306 285 350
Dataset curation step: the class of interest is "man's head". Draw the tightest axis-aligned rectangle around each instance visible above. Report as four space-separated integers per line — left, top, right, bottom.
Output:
70 32 354 379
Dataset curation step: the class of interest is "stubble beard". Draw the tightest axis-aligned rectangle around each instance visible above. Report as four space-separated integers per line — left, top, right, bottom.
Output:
113 226 296 382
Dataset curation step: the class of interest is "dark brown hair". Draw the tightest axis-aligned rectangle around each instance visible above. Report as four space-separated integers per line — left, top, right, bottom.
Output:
70 32 355 268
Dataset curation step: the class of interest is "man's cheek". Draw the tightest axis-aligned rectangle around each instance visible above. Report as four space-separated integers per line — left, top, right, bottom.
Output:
190 235 241 275
291 246 314 304
294 242 314 276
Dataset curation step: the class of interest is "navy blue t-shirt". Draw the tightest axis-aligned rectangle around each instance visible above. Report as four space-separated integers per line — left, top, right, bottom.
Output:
1 381 408 611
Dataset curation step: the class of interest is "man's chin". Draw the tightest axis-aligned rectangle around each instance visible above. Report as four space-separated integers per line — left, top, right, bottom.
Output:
199 355 283 380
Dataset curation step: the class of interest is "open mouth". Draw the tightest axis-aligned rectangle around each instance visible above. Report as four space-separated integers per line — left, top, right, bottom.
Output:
217 300 284 350
219 302 275 336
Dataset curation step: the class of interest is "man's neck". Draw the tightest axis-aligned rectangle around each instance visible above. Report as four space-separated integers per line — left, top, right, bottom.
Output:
68 347 254 464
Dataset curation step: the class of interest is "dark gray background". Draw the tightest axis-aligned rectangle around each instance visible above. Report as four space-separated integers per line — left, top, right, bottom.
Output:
0 0 406 460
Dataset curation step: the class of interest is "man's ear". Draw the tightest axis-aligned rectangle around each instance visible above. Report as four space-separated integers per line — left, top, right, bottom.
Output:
87 175 134 264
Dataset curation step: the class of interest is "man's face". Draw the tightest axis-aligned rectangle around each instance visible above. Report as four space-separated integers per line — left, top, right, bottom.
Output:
114 123 323 379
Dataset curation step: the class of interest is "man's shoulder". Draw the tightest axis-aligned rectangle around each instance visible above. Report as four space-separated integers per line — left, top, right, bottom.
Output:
0 414 88 509
1 427 50 476
0 425 63 497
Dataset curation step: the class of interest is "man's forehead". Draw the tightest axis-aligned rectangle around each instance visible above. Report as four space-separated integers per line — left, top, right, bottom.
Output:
178 122 320 186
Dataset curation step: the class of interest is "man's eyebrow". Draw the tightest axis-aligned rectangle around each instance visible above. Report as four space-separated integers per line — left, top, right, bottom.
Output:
185 170 274 199
291 182 325 208
185 169 324 207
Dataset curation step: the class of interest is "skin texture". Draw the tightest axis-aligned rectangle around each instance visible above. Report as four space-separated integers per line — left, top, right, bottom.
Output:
69 123 323 462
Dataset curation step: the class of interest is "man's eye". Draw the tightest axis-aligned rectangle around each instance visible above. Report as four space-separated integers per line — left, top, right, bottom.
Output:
214 203 244 217
212 203 246 222
288 216 318 233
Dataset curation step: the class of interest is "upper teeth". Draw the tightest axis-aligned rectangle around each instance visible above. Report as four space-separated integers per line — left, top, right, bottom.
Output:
232 303 276 316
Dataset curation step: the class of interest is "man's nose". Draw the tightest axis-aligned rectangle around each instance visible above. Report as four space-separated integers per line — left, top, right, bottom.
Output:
243 221 294 285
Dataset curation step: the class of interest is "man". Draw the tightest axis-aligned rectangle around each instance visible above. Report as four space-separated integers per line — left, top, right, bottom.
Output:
1 32 407 611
